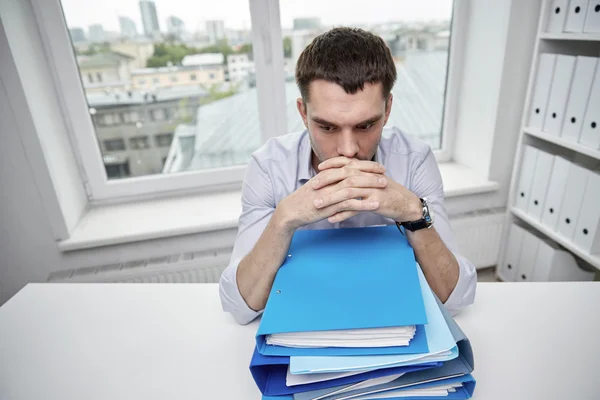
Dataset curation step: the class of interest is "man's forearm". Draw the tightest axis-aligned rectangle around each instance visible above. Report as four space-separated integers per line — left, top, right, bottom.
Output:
236 207 296 312
407 227 459 303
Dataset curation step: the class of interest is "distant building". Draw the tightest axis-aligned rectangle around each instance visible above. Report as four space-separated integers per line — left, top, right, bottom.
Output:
111 40 155 69
140 0 160 38
293 18 321 31
166 16 185 37
227 54 254 83
206 20 225 44
119 16 138 38
87 86 209 178
77 51 137 90
88 24 106 43
69 27 86 43
131 63 226 90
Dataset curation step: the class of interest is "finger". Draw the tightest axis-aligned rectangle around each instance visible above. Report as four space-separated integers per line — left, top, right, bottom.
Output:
328 210 360 223
317 156 353 170
314 187 373 209
313 166 385 190
319 158 385 174
326 198 380 215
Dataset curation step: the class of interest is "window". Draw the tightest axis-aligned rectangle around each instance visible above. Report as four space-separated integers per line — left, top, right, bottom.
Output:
155 133 174 148
104 139 126 151
50 0 270 200
279 0 454 152
129 136 150 150
33 0 458 201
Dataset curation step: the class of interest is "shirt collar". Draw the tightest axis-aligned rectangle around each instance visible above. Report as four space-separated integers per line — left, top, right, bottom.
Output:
298 131 314 184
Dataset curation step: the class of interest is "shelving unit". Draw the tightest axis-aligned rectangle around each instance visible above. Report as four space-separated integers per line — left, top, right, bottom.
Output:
497 0 600 281
523 127 600 161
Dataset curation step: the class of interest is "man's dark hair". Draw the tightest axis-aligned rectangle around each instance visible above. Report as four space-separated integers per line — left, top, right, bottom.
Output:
295 27 397 102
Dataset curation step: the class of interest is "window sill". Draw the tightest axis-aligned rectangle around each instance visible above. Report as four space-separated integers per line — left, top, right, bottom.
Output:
58 162 499 252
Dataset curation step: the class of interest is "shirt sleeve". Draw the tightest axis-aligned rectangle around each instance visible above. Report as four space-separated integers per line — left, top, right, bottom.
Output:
219 155 276 325
410 148 477 316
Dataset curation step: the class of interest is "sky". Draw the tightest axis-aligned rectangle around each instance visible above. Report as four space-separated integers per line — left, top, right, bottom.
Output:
60 0 453 32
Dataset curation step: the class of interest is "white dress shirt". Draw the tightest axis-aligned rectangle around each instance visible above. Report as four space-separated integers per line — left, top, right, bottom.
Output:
219 127 477 325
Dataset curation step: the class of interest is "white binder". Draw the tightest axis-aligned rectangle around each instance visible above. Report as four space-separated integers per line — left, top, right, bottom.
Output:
517 230 541 282
528 54 556 129
579 61 600 150
564 1 590 32
556 163 590 240
533 240 595 281
502 224 526 282
543 55 576 136
561 56 597 143
546 0 570 32
515 145 539 212
583 1 600 33
527 151 555 221
573 171 600 253
541 156 571 230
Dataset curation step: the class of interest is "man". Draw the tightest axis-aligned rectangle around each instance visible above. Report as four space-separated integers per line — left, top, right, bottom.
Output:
220 27 476 325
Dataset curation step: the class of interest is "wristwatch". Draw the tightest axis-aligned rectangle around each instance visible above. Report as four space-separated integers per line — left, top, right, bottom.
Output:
396 197 434 232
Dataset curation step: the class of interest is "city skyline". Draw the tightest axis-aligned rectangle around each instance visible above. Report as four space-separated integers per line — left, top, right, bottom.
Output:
60 0 452 33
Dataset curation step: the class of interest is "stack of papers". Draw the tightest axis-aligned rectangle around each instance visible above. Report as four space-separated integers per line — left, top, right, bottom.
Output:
267 326 417 348
248 225 476 400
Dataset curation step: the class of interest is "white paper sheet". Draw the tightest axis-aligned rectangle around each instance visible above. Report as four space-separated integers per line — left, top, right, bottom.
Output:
267 326 416 348
353 383 462 399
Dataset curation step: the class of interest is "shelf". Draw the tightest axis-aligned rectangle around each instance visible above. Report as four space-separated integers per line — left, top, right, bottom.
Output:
511 207 600 270
523 128 600 161
539 32 600 41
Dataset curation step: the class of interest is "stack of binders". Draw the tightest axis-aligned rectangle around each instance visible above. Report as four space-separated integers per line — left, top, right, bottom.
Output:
248 225 476 400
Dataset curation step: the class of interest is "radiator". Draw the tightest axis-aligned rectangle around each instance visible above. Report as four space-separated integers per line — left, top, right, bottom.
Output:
48 210 505 283
450 208 506 269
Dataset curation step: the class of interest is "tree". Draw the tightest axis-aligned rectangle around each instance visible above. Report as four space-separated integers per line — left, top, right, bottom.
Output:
283 36 292 58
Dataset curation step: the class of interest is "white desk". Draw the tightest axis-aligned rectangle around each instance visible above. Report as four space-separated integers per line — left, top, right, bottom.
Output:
0 282 599 400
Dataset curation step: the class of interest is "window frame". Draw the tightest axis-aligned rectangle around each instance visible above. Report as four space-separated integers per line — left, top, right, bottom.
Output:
31 0 461 203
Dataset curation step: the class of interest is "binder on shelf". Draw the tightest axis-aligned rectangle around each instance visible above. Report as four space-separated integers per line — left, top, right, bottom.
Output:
532 239 595 282
543 55 576 136
560 56 598 143
501 224 527 282
583 1 600 33
526 150 554 221
579 60 600 150
573 171 600 254
556 163 590 240
541 156 571 230
516 229 541 282
515 145 539 212
564 1 590 32
546 0 569 32
528 53 556 129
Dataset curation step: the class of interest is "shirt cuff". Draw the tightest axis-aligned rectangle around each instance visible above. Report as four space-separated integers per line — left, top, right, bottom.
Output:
219 257 263 325
442 252 477 316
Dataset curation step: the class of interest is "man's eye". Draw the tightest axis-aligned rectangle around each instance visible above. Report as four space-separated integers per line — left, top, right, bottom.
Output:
320 125 332 131
358 123 373 130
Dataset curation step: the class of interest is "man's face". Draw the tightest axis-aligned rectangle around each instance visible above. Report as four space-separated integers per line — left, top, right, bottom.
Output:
297 80 392 168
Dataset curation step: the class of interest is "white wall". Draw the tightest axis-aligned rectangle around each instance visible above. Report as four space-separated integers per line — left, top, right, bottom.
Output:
451 0 542 211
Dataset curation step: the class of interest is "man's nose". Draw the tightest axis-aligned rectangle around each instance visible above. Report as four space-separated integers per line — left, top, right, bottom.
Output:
337 131 359 158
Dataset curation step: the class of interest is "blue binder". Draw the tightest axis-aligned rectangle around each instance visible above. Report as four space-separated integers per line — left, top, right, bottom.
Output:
292 296 475 400
249 348 441 396
256 225 429 357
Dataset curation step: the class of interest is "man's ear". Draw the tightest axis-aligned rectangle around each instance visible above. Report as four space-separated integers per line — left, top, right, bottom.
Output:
383 93 393 126
296 98 308 127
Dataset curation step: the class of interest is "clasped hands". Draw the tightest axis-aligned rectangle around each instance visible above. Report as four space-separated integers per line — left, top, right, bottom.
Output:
280 156 422 230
